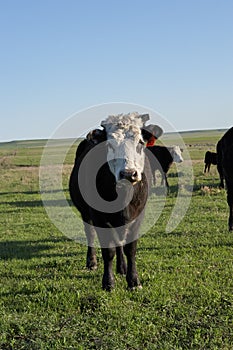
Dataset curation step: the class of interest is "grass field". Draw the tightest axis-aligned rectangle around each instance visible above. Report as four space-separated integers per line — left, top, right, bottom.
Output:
1 129 233 349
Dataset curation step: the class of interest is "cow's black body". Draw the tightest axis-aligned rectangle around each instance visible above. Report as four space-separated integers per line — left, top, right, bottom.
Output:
147 145 174 188
69 137 152 290
216 141 225 189
204 151 217 173
216 127 233 231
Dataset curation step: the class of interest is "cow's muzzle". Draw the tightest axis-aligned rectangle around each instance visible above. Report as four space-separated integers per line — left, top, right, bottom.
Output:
119 169 139 183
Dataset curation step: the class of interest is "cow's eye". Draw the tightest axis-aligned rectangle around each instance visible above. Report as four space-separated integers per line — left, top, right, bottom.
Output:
107 142 115 151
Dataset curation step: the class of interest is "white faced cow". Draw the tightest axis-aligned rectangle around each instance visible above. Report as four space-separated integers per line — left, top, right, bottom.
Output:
147 145 183 188
69 113 163 290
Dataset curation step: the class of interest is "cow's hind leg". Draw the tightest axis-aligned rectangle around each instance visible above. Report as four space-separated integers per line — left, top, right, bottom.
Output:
152 171 156 186
160 172 169 190
116 246 127 275
229 204 233 231
83 221 97 270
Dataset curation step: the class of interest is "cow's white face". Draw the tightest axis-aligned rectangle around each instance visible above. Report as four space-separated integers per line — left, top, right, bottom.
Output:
101 113 148 183
170 146 183 163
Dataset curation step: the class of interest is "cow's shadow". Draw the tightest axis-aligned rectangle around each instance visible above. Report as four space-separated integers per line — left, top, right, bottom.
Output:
151 184 180 196
0 188 73 208
0 198 73 208
0 188 68 196
0 237 78 260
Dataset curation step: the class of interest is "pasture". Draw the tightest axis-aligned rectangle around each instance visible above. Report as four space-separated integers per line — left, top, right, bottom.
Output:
0 129 233 349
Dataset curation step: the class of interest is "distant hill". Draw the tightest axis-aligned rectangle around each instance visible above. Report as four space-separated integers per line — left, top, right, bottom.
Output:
0 129 228 149
0 138 81 149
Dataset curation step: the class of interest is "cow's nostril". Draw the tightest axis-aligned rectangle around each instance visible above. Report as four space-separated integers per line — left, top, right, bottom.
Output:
119 170 126 180
120 170 138 182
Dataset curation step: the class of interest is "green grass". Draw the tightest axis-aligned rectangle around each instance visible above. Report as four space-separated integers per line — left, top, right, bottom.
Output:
0 130 233 349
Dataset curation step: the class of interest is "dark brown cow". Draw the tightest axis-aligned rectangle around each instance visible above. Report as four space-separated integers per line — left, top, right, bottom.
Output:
216 127 233 231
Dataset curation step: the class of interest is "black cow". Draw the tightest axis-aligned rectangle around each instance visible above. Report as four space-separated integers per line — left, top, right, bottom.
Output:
69 113 163 290
147 145 183 188
216 127 233 231
204 151 217 173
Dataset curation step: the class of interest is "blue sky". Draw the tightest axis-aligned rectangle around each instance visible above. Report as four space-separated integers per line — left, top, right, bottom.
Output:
1 0 233 141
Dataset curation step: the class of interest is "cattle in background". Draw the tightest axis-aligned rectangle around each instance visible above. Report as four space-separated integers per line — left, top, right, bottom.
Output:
147 145 183 188
216 127 233 231
204 151 217 173
69 113 163 290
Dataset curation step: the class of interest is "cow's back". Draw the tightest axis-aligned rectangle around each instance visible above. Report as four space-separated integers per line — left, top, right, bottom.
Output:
148 146 173 173
69 139 95 213
204 151 211 164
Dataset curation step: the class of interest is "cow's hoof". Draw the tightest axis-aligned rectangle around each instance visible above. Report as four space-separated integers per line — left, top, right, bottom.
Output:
87 264 98 271
86 257 97 271
127 276 142 290
102 274 115 291
228 221 233 231
128 284 143 291
102 284 114 292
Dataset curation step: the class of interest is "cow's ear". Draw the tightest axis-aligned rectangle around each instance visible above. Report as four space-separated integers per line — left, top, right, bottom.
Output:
142 124 163 142
100 120 108 129
86 129 107 145
140 113 150 124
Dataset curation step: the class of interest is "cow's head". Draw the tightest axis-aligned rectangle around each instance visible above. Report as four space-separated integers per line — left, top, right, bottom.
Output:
170 146 183 163
88 113 163 183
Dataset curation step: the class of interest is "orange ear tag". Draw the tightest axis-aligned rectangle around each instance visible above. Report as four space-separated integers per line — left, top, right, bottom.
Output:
146 136 157 147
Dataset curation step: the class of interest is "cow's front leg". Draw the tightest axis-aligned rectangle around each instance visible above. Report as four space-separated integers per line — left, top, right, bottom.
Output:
217 164 224 189
101 247 116 291
124 241 141 290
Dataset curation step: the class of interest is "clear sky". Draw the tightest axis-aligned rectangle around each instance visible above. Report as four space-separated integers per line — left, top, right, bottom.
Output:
1 0 233 142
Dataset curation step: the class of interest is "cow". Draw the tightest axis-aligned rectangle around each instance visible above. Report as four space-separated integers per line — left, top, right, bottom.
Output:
216 127 233 231
204 151 217 173
147 145 183 188
69 113 163 290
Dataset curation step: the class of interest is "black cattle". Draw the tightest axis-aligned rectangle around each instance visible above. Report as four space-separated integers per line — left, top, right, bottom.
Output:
204 151 217 173
147 145 183 188
216 127 233 231
69 113 163 290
